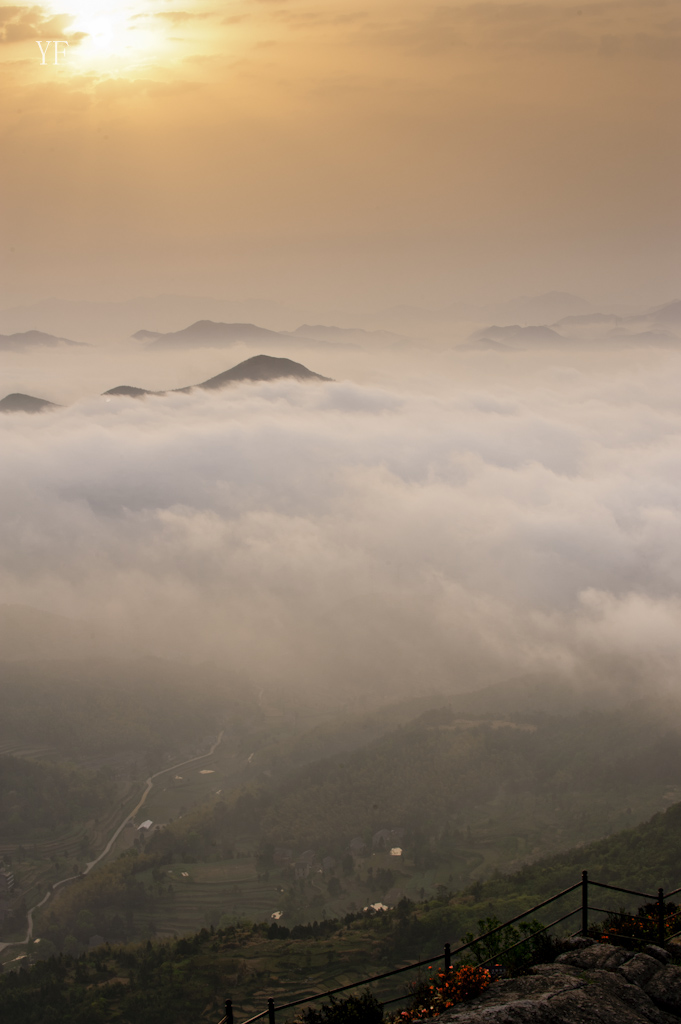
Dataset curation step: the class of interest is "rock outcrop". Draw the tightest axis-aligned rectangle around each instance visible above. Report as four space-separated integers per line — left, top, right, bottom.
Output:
434 941 681 1023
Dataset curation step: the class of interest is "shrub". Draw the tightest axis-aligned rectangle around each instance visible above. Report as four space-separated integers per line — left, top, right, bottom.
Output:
463 916 555 973
294 990 383 1024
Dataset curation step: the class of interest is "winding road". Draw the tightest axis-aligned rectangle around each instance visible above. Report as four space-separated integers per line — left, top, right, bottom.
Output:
0 730 224 954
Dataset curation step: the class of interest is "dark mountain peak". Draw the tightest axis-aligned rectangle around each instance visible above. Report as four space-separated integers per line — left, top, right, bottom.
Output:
0 392 59 413
131 329 162 341
97 356 331 399
103 385 156 398
196 354 332 390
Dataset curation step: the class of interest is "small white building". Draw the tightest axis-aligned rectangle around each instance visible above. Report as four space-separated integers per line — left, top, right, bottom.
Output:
137 819 153 831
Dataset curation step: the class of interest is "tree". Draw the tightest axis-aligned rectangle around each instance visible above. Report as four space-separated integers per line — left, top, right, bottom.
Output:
342 853 355 877
327 877 342 897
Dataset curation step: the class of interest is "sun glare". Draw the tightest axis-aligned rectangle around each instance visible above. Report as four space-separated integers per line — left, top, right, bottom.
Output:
48 1 172 71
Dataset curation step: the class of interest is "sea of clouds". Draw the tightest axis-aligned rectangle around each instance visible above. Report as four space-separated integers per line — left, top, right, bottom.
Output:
2 343 681 703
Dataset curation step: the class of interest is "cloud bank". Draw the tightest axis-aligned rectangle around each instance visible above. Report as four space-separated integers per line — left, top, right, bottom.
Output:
2 350 681 701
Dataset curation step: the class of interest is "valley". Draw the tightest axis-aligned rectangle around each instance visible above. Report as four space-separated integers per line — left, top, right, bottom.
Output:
4 664 681 971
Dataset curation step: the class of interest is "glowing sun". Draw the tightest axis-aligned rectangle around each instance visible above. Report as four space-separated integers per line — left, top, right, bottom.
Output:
48 1 172 70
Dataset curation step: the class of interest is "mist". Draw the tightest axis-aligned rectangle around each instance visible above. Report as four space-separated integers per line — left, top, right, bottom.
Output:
4 0 681 1000
3 337 681 703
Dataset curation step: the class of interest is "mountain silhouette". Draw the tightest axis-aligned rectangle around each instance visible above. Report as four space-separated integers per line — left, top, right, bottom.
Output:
553 313 622 327
0 330 83 351
469 324 565 348
292 324 403 347
195 354 331 389
0 393 59 413
135 321 287 348
103 385 156 397
643 299 681 325
103 355 331 398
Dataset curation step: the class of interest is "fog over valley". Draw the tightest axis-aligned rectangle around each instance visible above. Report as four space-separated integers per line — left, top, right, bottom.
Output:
2 319 681 700
5 312 681 1023
2 0 681 1014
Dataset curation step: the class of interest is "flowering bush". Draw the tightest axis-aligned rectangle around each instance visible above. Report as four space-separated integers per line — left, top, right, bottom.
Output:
589 902 678 947
393 964 491 1021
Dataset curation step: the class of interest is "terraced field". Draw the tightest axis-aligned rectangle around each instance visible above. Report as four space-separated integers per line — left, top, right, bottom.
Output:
1 733 239 956
213 928 412 1019
135 858 283 937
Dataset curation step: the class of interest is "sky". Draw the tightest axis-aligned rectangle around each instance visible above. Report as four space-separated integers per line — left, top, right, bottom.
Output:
1 0 680 311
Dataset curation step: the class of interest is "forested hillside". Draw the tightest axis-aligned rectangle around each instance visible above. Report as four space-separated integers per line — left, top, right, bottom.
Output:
0 756 116 839
145 696 681 865
7 798 681 1024
19 688 681 956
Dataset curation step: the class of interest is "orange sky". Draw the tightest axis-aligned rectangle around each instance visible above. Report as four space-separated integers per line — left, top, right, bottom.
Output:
1 1 680 310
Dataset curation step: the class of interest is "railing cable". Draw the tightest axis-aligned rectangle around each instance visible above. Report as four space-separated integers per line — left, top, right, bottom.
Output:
221 874 678 1024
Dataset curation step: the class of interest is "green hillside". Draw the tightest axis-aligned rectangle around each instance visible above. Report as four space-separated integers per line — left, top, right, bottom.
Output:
145 694 681 875
6 798 681 1024
0 755 116 840
17 691 681 956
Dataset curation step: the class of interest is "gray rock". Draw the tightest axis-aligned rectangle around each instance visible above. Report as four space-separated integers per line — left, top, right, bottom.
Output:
619 953 665 987
645 964 681 1016
555 943 631 971
428 944 680 1024
528 964 576 977
646 946 673 966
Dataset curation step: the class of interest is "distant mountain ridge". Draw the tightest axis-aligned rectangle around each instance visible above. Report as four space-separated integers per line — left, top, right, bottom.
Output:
292 324 407 347
0 330 82 351
133 319 377 351
0 295 306 342
468 324 566 350
463 297 681 351
2 292 678 344
135 320 286 348
1 355 331 412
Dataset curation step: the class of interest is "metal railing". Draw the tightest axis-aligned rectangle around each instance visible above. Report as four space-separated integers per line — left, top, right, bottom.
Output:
216 871 681 1024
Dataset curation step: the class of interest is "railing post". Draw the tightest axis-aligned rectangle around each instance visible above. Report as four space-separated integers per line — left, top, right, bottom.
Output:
268 997 276 1024
658 888 665 947
581 871 588 937
224 1000 233 1024
444 942 451 971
